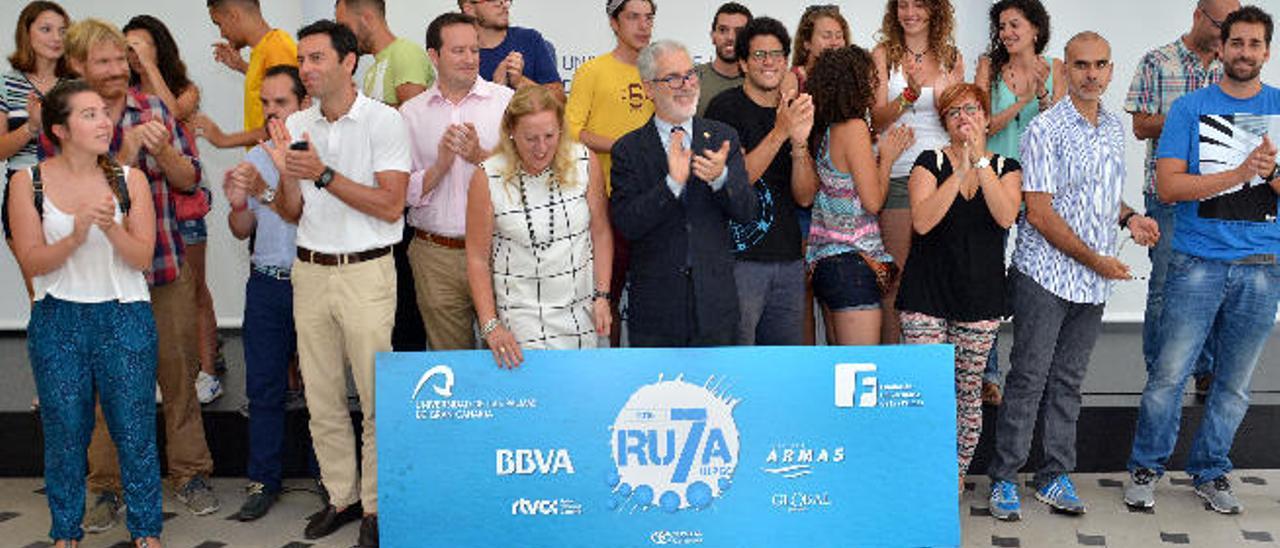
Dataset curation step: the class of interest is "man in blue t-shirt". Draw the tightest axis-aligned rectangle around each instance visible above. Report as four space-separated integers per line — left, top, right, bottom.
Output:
1126 5 1280 516
459 0 564 101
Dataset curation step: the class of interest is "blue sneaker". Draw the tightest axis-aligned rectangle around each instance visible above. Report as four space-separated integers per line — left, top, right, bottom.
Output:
989 480 1021 521
1036 475 1086 515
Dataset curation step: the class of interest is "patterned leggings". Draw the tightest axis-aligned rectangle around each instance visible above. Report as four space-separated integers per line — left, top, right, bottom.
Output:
27 297 161 542
900 312 1000 478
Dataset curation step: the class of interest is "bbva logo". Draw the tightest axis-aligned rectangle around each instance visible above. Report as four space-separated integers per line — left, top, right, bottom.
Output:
834 363 877 408
496 449 576 476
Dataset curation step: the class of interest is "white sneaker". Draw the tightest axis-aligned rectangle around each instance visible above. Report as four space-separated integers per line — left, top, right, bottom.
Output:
195 372 224 404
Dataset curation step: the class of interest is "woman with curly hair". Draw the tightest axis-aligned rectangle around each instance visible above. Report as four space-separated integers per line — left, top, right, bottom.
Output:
806 46 913 346
787 4 849 94
869 0 965 345
122 15 223 403
974 0 1064 161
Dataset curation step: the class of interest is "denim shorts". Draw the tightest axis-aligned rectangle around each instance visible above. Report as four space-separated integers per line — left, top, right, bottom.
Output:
178 218 208 245
811 252 881 312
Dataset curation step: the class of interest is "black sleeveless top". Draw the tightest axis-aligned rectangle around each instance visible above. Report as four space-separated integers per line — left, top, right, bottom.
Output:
896 150 1020 322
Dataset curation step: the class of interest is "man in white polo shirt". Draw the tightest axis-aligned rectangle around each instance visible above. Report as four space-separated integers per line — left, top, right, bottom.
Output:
267 19 409 548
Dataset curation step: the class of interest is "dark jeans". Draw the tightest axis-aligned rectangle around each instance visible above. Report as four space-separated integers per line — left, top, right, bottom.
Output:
244 269 297 492
989 270 1104 486
733 259 805 345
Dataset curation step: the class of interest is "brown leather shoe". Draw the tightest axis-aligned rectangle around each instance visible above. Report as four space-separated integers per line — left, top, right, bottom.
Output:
982 381 1003 406
304 503 362 540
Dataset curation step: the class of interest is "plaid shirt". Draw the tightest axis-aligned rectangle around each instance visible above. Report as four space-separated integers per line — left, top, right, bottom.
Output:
40 88 203 285
1125 37 1222 195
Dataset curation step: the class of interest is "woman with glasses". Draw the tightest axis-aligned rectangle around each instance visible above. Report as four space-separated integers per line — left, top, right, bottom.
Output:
466 85 613 368
895 83 1021 486
870 0 965 345
806 46 913 346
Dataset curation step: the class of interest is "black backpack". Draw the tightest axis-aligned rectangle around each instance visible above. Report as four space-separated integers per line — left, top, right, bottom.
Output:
2 162 131 239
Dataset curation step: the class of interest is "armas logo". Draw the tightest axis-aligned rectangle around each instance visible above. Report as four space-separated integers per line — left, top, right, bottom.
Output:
608 374 740 513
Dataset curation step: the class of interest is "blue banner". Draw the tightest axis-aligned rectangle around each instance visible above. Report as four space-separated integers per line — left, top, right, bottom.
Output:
377 346 959 547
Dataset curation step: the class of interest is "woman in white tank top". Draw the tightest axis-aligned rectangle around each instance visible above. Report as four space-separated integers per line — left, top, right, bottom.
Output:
869 0 966 345
7 80 162 548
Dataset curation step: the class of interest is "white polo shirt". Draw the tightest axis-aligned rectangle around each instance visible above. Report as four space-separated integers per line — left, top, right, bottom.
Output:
286 92 411 254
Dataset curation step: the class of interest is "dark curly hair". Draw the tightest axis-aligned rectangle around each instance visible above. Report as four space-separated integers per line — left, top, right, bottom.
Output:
876 0 960 71
123 15 194 97
984 0 1051 89
734 16 790 67
808 45 877 154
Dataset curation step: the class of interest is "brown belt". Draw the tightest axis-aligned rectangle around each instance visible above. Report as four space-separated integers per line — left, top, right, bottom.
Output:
296 245 391 266
415 229 465 249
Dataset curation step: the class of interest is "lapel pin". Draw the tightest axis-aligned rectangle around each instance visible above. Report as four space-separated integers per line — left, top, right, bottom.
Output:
702 131 710 140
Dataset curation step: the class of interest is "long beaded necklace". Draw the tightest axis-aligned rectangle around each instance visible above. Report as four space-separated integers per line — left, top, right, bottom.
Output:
515 165 557 252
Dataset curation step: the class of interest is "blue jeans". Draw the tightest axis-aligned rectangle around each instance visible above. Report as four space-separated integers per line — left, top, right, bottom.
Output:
1144 194 1213 377
1128 252 1280 484
734 259 805 345
244 269 298 492
988 270 1104 486
28 297 161 542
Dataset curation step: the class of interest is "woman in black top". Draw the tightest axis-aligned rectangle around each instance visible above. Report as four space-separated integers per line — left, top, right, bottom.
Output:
896 83 1021 485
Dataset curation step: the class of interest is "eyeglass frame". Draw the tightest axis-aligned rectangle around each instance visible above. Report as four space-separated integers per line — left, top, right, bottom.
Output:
649 68 699 90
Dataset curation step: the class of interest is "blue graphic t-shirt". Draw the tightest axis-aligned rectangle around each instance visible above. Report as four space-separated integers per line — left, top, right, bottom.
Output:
479 27 561 86
1158 84 1280 261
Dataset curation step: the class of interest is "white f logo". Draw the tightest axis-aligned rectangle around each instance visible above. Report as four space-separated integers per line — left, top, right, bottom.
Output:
835 363 877 408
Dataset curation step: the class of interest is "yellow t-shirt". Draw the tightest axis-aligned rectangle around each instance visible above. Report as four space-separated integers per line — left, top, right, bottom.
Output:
565 52 653 193
245 29 298 130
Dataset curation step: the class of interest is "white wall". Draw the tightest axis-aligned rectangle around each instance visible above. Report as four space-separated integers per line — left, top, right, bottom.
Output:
1 0 1276 328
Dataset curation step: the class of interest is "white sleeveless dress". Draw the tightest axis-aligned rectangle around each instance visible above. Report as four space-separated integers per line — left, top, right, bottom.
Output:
482 144 598 349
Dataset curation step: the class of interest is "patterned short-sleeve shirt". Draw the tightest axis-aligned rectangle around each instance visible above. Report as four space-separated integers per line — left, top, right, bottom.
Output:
1125 37 1222 195
1012 99 1126 305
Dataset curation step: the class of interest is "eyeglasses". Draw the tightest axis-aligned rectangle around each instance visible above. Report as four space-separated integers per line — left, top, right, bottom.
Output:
945 104 981 119
651 69 699 90
1199 6 1224 30
470 0 513 5
749 49 787 62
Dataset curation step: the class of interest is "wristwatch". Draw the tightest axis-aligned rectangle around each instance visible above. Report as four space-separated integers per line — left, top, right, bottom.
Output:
1265 164 1280 183
259 186 277 204
314 167 336 190
973 156 991 170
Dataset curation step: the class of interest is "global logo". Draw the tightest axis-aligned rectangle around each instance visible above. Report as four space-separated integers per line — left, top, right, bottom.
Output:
608 374 740 513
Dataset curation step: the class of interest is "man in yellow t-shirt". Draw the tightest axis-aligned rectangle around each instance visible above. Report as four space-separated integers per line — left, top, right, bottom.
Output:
208 0 298 134
565 0 656 193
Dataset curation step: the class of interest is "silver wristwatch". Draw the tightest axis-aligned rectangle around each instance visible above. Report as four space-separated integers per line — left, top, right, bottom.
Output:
259 187 277 204
973 156 991 170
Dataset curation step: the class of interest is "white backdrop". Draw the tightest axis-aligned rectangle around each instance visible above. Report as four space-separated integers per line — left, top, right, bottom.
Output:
1 0 1276 328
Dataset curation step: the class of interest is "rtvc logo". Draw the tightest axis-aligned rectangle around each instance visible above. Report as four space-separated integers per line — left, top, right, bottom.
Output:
834 363 877 408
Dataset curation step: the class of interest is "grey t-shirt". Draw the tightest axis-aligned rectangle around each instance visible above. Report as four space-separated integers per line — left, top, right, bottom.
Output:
694 62 743 117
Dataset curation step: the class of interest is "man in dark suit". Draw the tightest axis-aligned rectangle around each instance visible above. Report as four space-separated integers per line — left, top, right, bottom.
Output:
610 39 756 347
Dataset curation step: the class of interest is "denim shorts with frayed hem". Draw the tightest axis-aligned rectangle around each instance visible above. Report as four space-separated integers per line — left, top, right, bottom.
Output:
812 252 881 312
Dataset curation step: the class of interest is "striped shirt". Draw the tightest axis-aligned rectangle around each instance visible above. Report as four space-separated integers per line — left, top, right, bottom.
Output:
1 70 45 172
1125 37 1222 195
40 88 203 286
806 128 891 265
1012 98 1126 305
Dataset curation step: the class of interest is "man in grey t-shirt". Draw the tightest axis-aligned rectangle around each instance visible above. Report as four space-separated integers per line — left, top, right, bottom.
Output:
695 2 751 116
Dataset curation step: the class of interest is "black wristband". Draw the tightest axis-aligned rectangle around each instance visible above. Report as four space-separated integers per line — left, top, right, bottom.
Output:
1119 210 1137 230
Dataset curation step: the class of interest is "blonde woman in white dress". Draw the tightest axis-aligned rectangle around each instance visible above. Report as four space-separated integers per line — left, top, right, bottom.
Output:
466 85 614 368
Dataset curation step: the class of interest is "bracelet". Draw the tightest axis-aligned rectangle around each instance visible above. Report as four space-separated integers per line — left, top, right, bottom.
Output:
592 289 611 301
901 86 921 104
1118 210 1137 230
479 317 501 338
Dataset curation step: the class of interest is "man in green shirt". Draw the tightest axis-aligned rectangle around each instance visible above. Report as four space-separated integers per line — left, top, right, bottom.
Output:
336 0 435 107
695 2 751 116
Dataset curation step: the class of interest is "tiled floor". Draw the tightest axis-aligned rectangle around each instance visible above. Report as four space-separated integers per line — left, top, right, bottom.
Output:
2 472 1279 547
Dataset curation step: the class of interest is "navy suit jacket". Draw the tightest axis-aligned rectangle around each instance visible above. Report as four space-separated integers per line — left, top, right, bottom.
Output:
609 116 756 346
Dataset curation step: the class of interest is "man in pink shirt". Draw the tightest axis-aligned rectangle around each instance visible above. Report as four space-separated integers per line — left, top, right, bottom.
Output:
400 12 514 350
